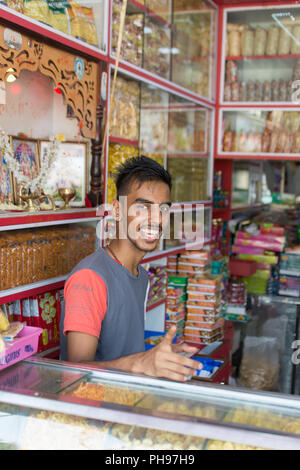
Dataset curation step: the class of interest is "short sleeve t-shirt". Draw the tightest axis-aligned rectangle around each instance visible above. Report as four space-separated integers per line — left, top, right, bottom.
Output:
63 269 107 338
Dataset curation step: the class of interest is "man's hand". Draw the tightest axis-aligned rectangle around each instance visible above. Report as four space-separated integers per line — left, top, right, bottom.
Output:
133 325 202 382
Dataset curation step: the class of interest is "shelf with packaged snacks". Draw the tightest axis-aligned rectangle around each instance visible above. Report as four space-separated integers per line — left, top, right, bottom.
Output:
221 5 300 106
0 276 67 304
0 2 108 61
216 107 300 161
0 208 100 230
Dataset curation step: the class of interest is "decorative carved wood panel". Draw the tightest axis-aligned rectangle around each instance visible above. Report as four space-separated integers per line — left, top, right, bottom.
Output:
0 25 98 139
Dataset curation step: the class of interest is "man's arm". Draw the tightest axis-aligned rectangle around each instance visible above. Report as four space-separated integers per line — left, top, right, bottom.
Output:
67 325 202 382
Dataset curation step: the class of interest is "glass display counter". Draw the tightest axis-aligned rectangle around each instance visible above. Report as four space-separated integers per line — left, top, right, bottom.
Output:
2 357 300 449
222 5 300 104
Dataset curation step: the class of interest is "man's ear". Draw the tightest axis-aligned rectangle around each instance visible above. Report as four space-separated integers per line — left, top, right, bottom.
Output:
110 199 123 222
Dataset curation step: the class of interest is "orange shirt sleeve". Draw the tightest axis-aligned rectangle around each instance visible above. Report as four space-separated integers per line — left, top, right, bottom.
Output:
63 269 107 338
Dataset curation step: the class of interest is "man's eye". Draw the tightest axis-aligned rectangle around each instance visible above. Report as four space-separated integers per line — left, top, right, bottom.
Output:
160 205 170 214
136 204 148 211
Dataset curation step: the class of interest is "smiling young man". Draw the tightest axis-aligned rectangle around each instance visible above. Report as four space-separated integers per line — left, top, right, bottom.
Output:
60 156 201 382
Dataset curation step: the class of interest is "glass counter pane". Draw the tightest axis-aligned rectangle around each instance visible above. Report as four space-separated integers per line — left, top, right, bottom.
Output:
109 74 140 141
143 8 172 80
221 109 300 155
172 0 216 100
224 6 300 104
3 0 107 51
140 82 169 159
2 359 300 448
163 206 210 249
168 157 209 202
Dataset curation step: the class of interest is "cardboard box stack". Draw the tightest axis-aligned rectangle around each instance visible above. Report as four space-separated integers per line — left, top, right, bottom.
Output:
184 274 224 345
166 276 188 342
232 227 285 295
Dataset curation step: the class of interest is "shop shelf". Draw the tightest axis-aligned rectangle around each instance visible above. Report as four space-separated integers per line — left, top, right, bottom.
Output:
109 136 139 147
0 208 100 230
0 4 107 61
0 276 67 304
226 54 300 61
146 297 167 312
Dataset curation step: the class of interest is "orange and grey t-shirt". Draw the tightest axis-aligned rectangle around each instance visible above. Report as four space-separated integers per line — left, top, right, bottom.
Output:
60 247 149 362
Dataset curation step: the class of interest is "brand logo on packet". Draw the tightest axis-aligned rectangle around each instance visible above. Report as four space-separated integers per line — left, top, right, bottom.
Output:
5 348 20 364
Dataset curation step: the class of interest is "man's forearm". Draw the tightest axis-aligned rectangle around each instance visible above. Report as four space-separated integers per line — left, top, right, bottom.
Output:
73 350 148 375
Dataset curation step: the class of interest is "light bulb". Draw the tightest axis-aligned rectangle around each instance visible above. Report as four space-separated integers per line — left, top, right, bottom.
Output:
6 74 16 83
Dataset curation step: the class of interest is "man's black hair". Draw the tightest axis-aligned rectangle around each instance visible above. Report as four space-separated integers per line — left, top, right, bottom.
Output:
115 155 172 199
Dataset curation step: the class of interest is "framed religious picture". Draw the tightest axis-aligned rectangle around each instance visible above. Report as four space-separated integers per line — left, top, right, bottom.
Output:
0 149 15 206
39 140 88 207
10 136 40 203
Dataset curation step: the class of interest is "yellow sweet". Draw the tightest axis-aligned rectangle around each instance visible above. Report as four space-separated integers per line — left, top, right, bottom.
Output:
0 309 9 332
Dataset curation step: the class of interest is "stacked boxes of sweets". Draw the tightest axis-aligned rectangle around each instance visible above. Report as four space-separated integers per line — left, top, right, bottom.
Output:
0 225 95 291
231 226 285 295
222 277 248 322
166 276 188 342
166 254 178 275
2 289 61 353
184 274 224 346
176 248 211 278
278 245 300 298
146 266 168 308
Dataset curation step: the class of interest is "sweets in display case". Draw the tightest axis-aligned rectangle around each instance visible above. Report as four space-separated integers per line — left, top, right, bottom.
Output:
107 144 139 203
167 157 208 202
222 111 300 154
143 17 171 80
112 0 143 68
109 76 140 141
0 225 95 291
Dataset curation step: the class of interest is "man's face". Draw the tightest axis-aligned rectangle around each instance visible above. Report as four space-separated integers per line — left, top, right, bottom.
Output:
119 179 171 253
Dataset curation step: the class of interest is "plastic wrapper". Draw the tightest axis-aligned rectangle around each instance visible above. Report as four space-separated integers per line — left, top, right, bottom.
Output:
247 80 255 101
278 80 287 102
228 30 241 57
262 81 272 102
69 3 97 45
112 2 143 67
223 82 231 102
266 26 279 56
291 25 300 54
223 130 233 152
6 0 24 12
242 29 254 56
226 60 238 83
239 336 279 391
254 28 267 56
254 80 263 102
278 26 292 55
231 81 240 102
24 0 51 25
109 76 140 141
239 81 247 101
